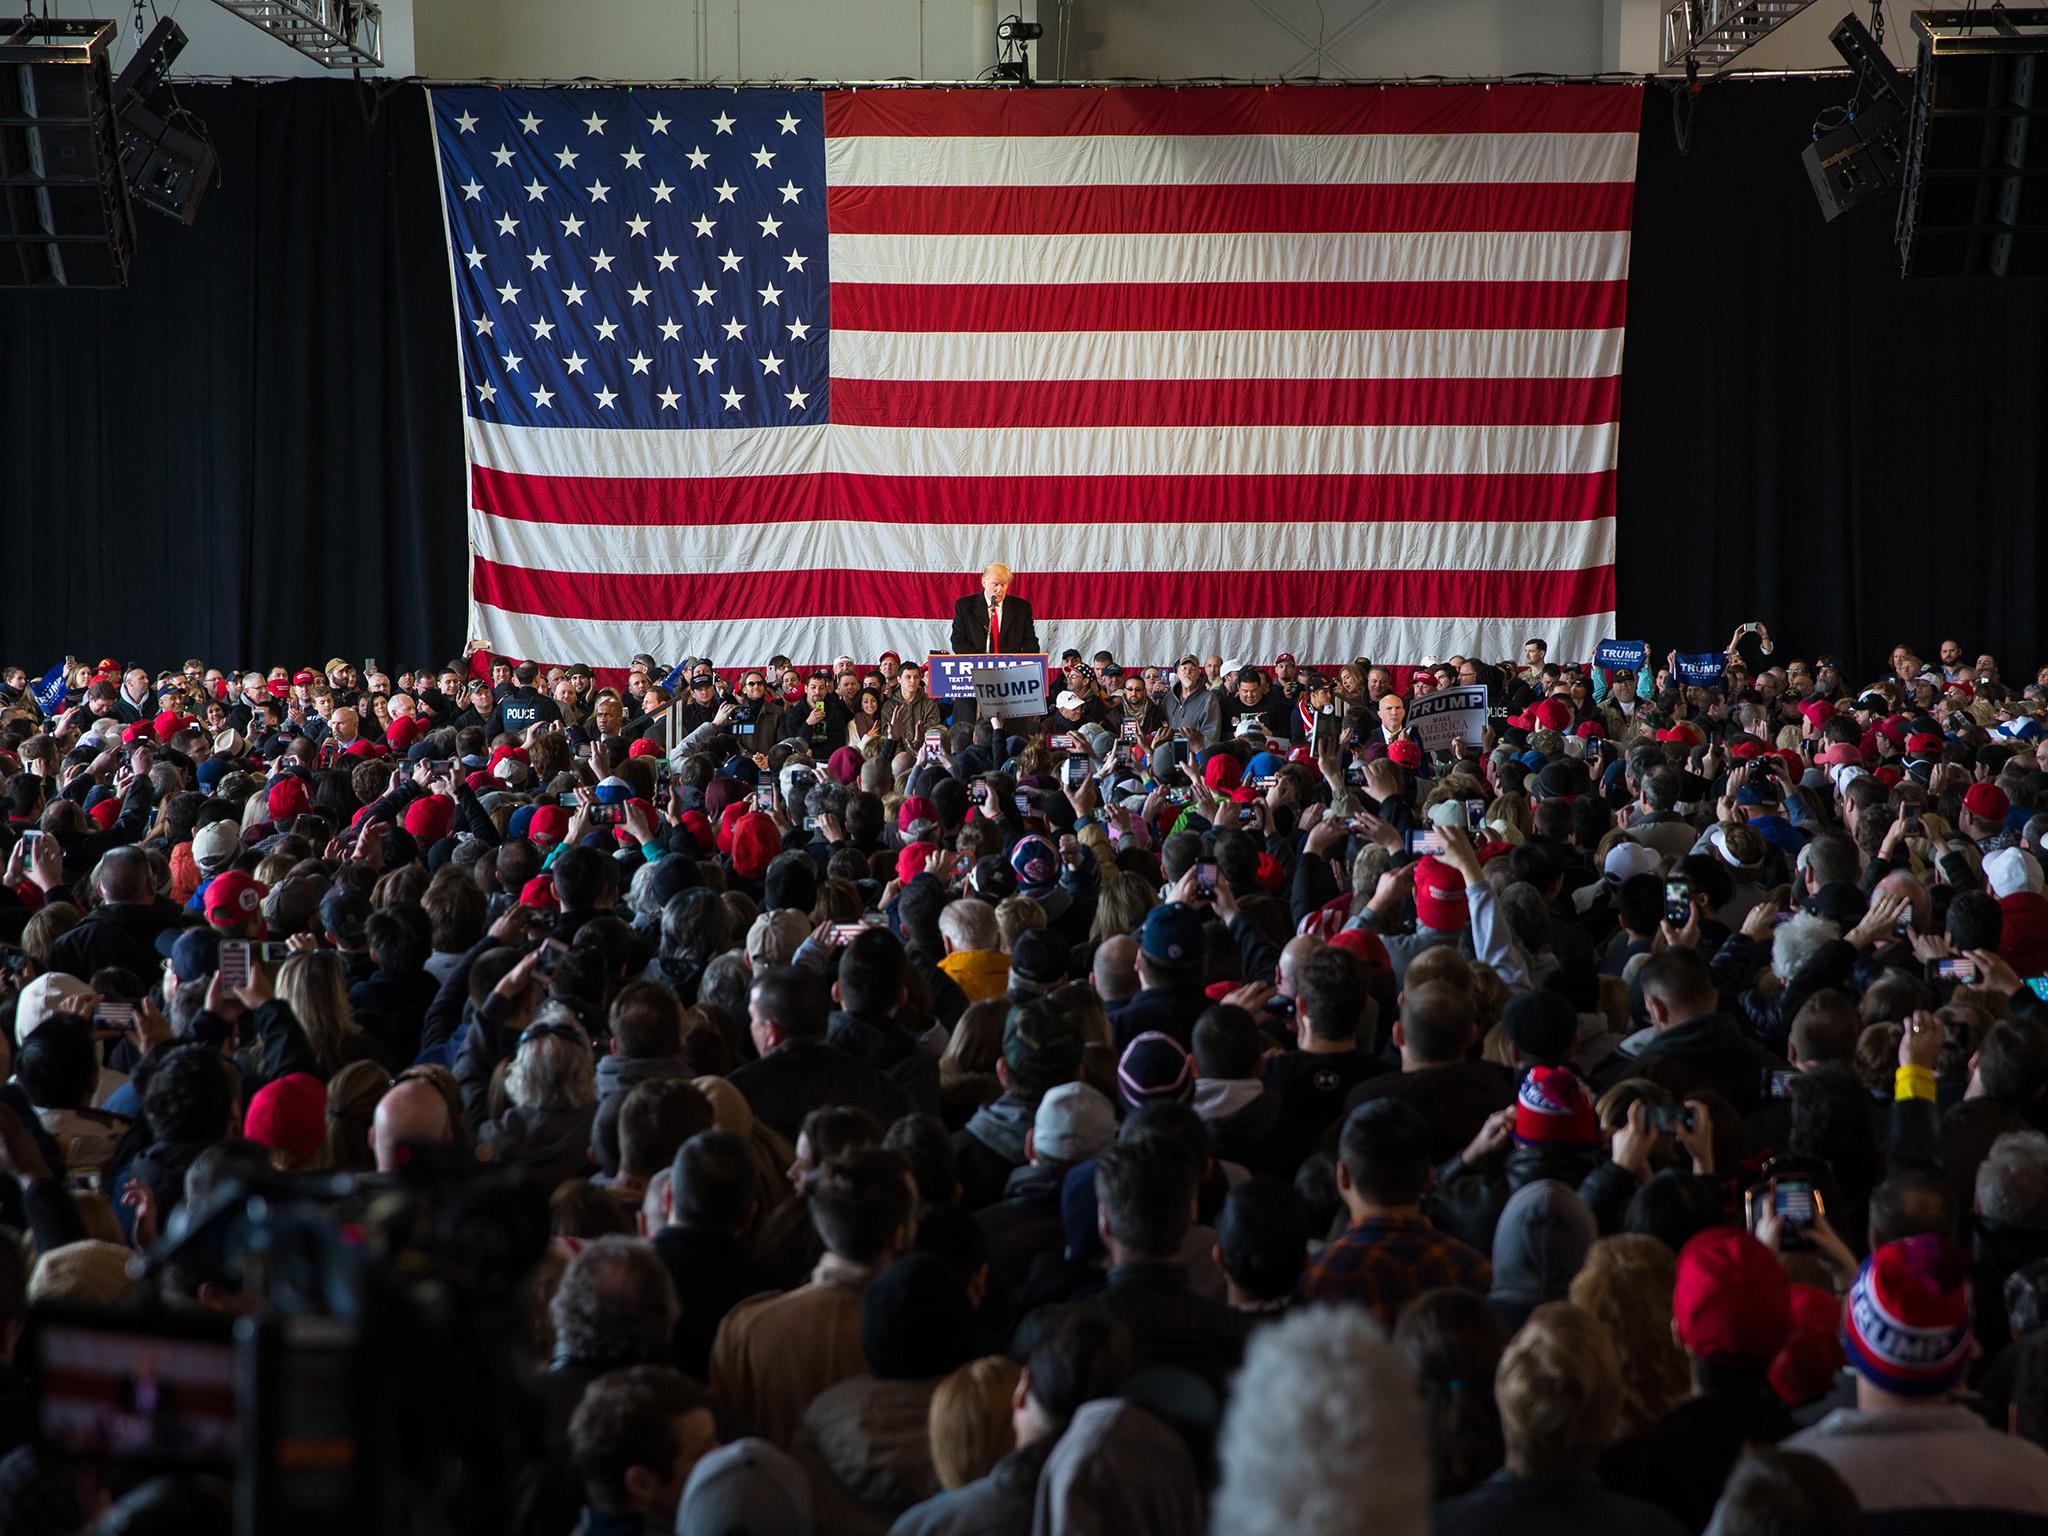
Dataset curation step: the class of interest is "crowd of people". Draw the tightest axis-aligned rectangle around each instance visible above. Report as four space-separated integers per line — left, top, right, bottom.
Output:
3 624 2048 1533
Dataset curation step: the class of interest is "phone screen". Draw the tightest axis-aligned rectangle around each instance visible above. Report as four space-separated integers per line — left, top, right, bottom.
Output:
1195 860 1218 898
2028 977 2048 1002
218 940 251 989
1932 957 1980 985
1406 828 1447 856
1465 799 1487 832
1664 880 1692 926
754 787 774 813
1776 1180 1815 1226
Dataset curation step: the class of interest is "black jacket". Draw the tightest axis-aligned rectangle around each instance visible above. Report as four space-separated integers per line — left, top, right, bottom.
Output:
825 1008 940 1116
348 968 439 1066
47 898 192 982
1079 1259 1249 1396
650 1223 782 1381
1108 982 1210 1053
1437 1471 1690 1536
725 1038 914 1146
1341 1060 1517 1166
1598 1012 1781 1115
949 593 1040 657
1430 1142 1639 1255
1600 1376 1796 1533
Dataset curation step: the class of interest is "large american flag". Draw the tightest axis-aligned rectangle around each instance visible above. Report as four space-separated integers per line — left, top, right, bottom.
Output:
429 84 1641 669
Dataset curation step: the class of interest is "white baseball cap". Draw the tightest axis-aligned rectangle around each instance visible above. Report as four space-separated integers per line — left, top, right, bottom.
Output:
1221 658 1244 677
1056 691 1084 711
1603 841 1663 882
1987 846 2045 900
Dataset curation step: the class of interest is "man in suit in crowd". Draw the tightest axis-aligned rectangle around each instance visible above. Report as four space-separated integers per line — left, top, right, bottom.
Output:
950 563 1041 658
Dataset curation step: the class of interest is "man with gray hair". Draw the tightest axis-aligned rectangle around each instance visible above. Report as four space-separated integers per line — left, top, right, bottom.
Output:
1977 1130 2048 1367
1212 1304 1431 1536
542 1235 680 1442
937 897 1009 1003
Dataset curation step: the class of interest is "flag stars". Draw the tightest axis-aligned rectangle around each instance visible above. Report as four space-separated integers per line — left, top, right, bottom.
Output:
471 316 493 337
783 250 808 272
563 352 587 374
501 350 523 372
475 381 496 403
460 179 483 201
561 283 585 306
711 111 735 135
650 180 674 203
657 317 682 341
777 180 803 204
560 214 584 238
776 110 800 135
713 180 737 203
463 246 486 269
531 384 554 407
751 145 775 169
626 215 651 238
594 318 620 340
518 111 543 135
721 386 745 410
757 282 782 307
620 147 645 171
530 318 556 340
785 385 810 410
494 212 519 236
496 280 522 304
760 351 784 375
594 387 618 409
627 282 651 305
526 247 552 270
787 317 812 341
586 180 610 203
721 317 746 341
658 387 681 410
491 144 514 167
628 351 652 375
583 110 607 135
455 110 478 133
523 179 547 202
685 146 709 170
591 250 615 273
646 111 671 135
554 146 579 170
691 214 716 239
757 214 782 238
719 248 742 272
693 351 717 374
691 281 717 306
654 247 679 271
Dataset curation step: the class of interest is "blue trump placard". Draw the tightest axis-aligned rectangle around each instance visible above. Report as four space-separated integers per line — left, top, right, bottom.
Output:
1594 640 1648 675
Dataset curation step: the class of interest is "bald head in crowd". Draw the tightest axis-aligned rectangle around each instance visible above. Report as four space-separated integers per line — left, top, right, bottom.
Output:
372 1077 455 1171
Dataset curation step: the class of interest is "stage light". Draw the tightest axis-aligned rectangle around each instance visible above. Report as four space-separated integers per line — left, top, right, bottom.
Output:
996 18 1044 42
0 18 136 288
993 13 1041 85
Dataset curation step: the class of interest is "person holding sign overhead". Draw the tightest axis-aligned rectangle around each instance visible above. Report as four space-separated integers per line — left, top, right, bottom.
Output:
950 563 1041 658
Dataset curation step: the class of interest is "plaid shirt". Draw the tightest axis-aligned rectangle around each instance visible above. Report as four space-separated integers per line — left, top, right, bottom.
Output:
1301 1213 1492 1327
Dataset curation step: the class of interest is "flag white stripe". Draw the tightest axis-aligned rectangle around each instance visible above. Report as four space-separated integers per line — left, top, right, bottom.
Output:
470 604 1618 673
466 418 1619 480
472 511 1616 579
825 131 1640 189
828 230 1630 287
827 327 1626 383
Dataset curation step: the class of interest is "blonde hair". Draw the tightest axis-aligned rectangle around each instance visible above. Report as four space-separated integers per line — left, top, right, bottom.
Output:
929 1356 1021 1491
1568 1236 1689 1438
994 895 1047 952
1496 1302 1622 1482
275 950 362 1077
1404 945 1474 996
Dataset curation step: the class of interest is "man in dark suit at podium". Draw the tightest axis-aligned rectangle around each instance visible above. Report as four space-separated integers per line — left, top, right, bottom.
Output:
950 563 1041 658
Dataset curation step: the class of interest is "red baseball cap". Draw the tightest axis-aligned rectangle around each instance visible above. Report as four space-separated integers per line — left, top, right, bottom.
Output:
519 874 559 910
1964 783 2011 822
1387 739 1423 771
1412 854 1468 931
203 870 267 928
1674 1227 1792 1365
528 805 571 843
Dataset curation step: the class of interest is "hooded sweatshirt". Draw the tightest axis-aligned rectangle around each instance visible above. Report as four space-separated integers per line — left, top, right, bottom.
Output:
1486 1179 1596 1334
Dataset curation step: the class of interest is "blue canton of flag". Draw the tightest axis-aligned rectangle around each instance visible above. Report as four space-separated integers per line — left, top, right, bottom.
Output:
30 663 66 715
432 89 829 432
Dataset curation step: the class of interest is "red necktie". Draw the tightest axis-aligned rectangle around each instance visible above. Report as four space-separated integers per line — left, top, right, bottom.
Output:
989 600 1001 654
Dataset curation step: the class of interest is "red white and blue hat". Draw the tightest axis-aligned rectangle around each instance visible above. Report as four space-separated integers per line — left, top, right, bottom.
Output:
1843 1235 1973 1397
1512 1065 1599 1147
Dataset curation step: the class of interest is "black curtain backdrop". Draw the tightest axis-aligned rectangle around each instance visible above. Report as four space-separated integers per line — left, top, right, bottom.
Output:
0 81 465 671
3 77 2045 676
1616 76 2048 677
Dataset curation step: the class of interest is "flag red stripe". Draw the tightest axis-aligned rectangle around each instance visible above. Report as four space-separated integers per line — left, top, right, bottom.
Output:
471 558 1614 624
828 279 1628 334
826 181 1637 236
829 375 1622 430
822 84 1644 140
470 464 1616 528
